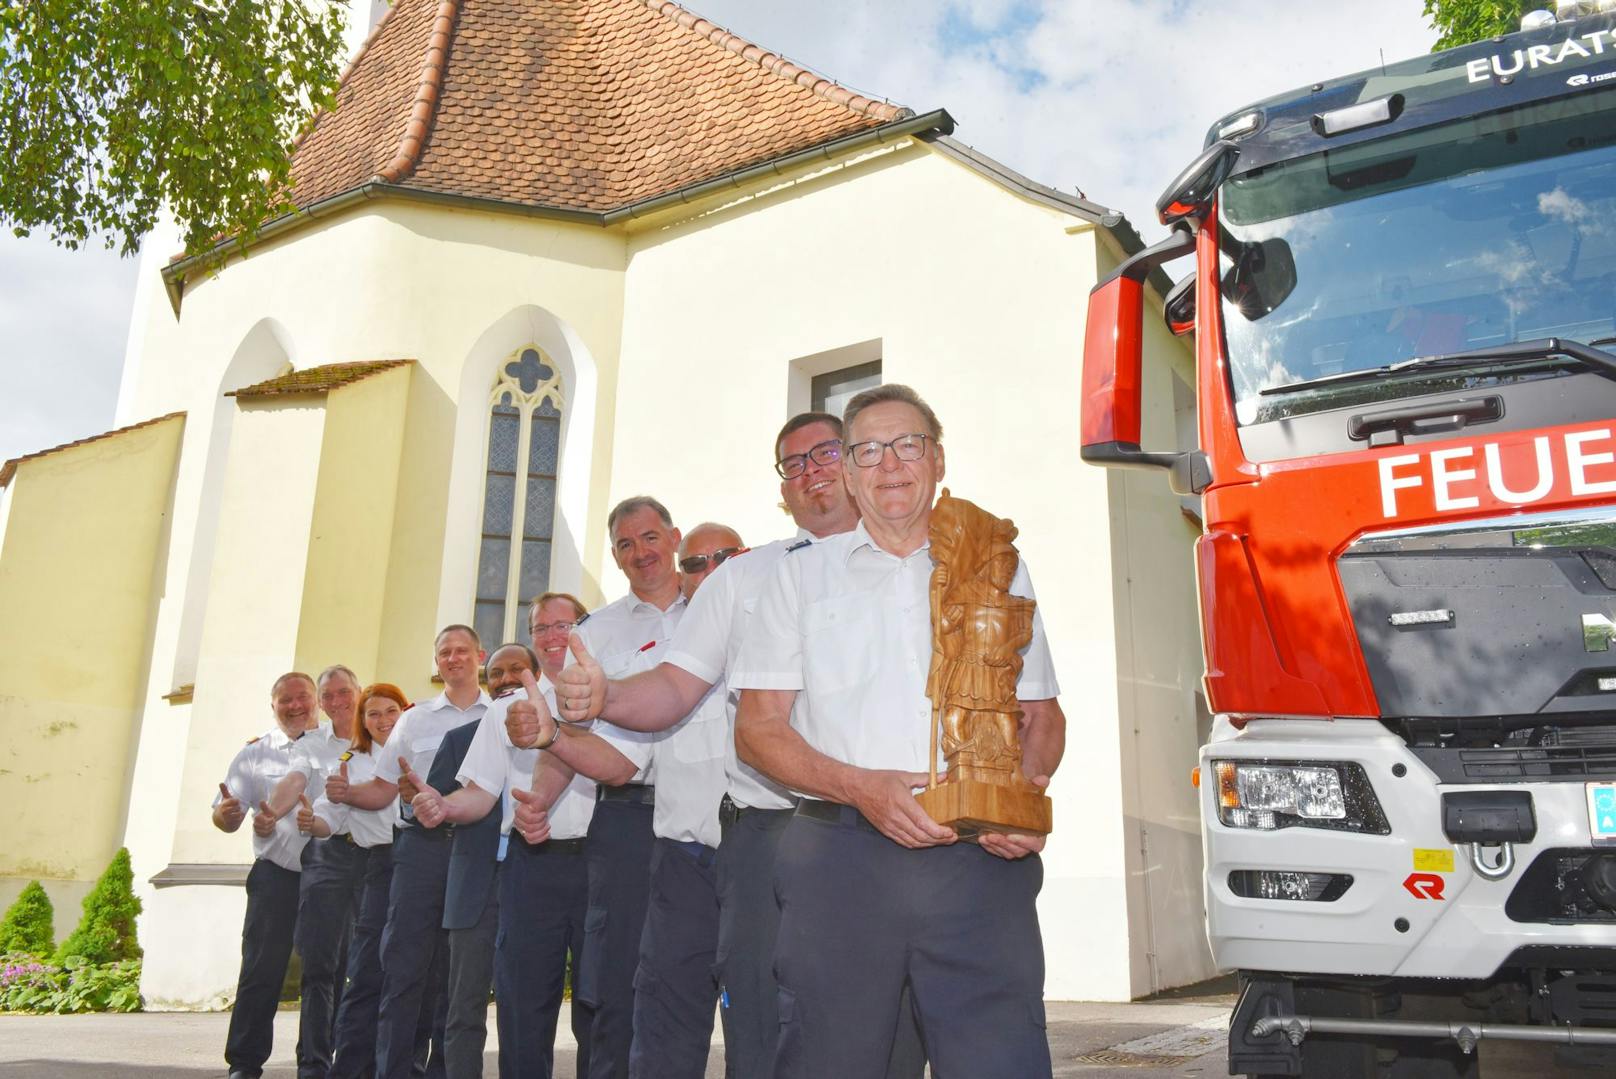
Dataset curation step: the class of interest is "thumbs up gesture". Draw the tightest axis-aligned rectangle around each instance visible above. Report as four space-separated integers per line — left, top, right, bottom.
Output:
396 756 420 803
253 799 278 837
295 795 316 835
408 765 447 828
557 632 605 724
505 669 557 749
511 786 551 844
217 783 246 830
324 761 351 805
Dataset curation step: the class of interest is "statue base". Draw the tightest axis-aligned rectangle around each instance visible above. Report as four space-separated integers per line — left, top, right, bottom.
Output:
915 776 1052 839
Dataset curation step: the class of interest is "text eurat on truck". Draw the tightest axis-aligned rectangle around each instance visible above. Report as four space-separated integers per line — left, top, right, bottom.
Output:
1082 5 1616 1077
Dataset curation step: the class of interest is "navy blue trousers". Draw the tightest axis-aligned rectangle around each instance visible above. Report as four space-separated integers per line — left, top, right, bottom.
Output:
375 828 451 1079
495 835 592 1079
628 838 719 1079
772 809 1050 1079
297 836 365 1078
330 843 393 1079
226 858 302 1077
579 797 654 1079
715 805 927 1079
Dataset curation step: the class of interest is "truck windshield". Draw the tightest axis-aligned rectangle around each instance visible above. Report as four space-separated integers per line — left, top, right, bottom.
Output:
1220 88 1616 425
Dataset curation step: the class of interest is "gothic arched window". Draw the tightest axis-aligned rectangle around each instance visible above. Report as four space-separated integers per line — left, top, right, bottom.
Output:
475 347 563 649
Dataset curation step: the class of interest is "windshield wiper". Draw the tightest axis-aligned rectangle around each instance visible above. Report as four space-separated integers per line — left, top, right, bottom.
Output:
1259 337 1616 396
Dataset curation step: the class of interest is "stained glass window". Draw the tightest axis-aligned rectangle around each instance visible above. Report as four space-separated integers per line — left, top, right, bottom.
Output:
474 348 564 646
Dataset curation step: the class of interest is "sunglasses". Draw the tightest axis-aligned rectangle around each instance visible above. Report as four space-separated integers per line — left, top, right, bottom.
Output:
679 547 747 574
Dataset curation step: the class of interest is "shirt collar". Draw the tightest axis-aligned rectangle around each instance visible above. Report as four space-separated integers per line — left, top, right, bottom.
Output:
845 519 932 566
426 690 492 712
626 591 687 617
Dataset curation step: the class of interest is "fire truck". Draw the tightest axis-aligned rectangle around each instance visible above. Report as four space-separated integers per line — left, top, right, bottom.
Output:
1082 5 1616 1076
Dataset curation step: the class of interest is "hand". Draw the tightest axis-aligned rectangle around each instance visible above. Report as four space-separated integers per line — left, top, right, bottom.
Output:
408 767 447 828
505 669 557 749
511 786 551 844
396 756 420 803
253 799 278 838
216 783 246 830
848 771 957 850
295 795 316 835
557 633 605 723
979 775 1050 860
324 761 350 805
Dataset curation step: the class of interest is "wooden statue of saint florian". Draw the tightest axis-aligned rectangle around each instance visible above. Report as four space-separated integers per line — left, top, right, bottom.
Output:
915 490 1054 837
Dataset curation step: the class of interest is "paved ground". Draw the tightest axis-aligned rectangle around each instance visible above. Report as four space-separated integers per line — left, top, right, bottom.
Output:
0 977 1571 1077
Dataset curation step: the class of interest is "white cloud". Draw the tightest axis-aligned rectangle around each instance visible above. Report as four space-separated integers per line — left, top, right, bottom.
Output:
0 0 1437 462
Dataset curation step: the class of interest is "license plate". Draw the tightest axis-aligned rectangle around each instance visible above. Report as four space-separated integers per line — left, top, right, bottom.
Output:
1588 782 1616 846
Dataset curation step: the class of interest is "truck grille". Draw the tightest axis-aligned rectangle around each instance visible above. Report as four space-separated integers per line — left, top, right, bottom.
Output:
1413 745 1616 783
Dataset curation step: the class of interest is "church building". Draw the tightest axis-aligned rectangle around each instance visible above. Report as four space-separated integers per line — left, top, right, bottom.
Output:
0 0 1210 1005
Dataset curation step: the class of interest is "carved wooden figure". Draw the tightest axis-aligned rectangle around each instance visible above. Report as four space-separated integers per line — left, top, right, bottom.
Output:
916 490 1054 837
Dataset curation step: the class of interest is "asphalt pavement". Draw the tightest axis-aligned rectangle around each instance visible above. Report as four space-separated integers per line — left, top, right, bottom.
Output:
0 976 1576 1077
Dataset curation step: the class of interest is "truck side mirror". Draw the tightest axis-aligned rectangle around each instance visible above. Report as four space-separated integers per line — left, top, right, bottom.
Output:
1164 272 1196 337
1081 225 1207 493
1156 140 1240 227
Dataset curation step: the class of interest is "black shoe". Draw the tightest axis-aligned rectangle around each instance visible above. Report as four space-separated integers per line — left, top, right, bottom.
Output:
228 1070 261 1079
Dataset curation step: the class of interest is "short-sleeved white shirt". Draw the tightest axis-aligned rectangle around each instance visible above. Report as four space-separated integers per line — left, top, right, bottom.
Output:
646 679 729 848
215 726 309 872
375 690 492 825
574 591 688 784
288 721 349 792
666 530 821 811
312 745 395 849
456 678 597 840
732 519 1059 774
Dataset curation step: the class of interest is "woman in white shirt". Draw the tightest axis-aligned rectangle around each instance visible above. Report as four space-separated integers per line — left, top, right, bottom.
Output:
304 682 407 1079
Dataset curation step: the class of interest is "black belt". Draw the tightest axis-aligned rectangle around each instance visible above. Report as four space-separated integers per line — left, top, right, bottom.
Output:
795 798 881 835
598 783 654 806
399 821 456 841
322 832 359 847
513 835 586 856
719 793 798 825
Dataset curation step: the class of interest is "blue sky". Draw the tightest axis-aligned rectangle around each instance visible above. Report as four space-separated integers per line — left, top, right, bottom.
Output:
0 0 1438 464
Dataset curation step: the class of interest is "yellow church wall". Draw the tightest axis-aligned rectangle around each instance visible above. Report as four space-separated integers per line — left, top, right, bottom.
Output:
608 138 1195 1000
0 415 184 911
293 364 413 690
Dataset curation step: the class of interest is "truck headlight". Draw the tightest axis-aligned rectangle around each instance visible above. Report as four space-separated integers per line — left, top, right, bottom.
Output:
1213 760 1390 834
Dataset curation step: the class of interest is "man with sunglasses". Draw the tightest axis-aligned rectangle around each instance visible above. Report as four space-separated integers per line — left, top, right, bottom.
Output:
732 384 1066 1079
545 412 922 1079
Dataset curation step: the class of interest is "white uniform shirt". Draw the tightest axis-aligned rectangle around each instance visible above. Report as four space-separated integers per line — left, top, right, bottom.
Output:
375 690 492 825
287 721 349 793
646 680 729 848
456 679 597 840
311 745 396 848
215 726 309 872
732 520 1060 774
574 592 688 785
666 531 821 811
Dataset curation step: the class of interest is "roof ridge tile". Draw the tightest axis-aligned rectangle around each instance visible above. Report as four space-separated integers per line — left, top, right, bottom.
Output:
0 412 187 489
373 0 461 184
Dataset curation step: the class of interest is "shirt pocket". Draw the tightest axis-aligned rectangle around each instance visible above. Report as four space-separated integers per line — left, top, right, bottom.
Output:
801 594 876 693
672 706 727 764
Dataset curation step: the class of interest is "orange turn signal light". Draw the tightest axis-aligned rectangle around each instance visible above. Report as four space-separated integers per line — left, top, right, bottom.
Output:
1215 761 1240 809
1190 766 1201 789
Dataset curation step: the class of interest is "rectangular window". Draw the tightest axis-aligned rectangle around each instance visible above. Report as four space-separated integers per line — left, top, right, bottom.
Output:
811 360 882 417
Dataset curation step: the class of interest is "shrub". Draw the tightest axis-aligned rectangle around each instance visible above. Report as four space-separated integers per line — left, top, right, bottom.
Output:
0 882 55 958
56 848 142 965
0 954 141 1013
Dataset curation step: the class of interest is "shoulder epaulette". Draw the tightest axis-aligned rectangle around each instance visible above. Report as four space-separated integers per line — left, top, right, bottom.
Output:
339 750 354 762
576 612 592 626
786 539 812 553
246 735 261 745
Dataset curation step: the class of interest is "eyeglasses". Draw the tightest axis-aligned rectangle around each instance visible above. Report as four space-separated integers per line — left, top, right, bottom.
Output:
775 439 843 479
847 432 933 468
679 547 747 574
530 621 576 636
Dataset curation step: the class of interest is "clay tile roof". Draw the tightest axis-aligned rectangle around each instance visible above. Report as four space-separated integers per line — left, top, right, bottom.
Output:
227 360 414 399
287 0 910 214
0 412 186 489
